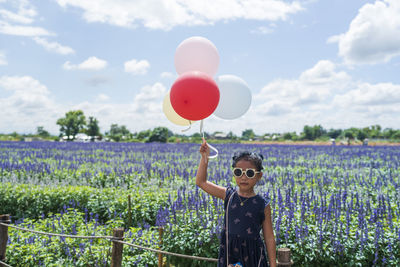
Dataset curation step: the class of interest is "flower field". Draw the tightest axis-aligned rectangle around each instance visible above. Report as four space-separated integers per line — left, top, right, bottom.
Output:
0 141 399 266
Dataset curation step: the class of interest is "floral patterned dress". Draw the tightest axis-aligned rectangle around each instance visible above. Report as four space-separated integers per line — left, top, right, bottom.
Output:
218 187 270 267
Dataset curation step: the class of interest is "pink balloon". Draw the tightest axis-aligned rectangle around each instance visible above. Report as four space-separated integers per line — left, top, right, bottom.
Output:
174 36 219 77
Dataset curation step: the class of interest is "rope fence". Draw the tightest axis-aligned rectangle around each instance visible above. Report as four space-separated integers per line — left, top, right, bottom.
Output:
0 214 293 267
1 223 115 240
0 260 12 267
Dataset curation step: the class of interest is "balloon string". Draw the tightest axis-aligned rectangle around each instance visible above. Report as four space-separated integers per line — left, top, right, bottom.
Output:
200 120 218 159
181 121 192 132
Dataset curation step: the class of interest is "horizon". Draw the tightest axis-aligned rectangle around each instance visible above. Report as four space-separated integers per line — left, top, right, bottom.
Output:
1 0 400 136
1 123 396 139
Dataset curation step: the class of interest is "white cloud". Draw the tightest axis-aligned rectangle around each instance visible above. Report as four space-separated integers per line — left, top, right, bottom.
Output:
0 0 72 59
0 76 170 134
0 0 37 24
124 59 150 75
0 0 51 36
333 82 400 107
243 59 400 133
33 37 75 55
0 51 7 65
132 82 166 113
2 62 400 135
256 60 352 110
95 93 110 102
0 75 61 134
328 0 400 65
160 71 175 79
55 0 303 30
250 24 276 35
67 83 170 133
0 7 33 24
63 56 108 71
0 21 52 36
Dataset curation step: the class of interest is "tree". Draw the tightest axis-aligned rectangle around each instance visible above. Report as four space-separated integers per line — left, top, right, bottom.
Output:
56 110 86 140
383 128 396 139
312 125 326 139
106 124 131 142
86 117 100 141
369 124 382 138
344 130 355 140
282 132 291 140
327 128 342 139
302 125 314 140
302 125 327 140
283 132 298 140
36 126 50 138
357 129 367 141
148 127 169 143
241 129 255 140
227 131 238 140
392 130 400 140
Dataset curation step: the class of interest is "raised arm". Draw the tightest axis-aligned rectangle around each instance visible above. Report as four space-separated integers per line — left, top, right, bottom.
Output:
195 138 226 200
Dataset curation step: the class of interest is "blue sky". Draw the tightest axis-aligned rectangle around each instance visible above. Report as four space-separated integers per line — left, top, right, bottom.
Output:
1 0 400 136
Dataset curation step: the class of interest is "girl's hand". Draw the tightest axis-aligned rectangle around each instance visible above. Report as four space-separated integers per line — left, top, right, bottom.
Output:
199 138 210 159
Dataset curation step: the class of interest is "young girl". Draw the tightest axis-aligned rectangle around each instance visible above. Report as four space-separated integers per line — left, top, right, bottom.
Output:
196 139 276 267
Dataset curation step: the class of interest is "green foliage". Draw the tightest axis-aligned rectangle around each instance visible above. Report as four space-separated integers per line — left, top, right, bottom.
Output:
5 209 160 267
148 127 169 143
136 129 152 142
302 125 326 140
36 126 50 138
86 116 101 139
327 128 342 139
283 132 298 141
56 110 87 140
105 124 131 142
241 129 255 140
162 219 219 267
0 183 169 226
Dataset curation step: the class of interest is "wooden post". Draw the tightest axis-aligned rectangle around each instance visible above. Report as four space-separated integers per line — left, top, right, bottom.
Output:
127 195 132 229
0 215 10 262
277 248 293 267
110 228 124 267
158 227 164 267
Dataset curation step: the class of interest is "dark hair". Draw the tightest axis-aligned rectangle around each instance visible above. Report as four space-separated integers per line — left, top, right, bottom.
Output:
232 151 264 171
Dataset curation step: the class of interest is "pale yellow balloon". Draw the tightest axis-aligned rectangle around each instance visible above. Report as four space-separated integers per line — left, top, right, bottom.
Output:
163 92 192 126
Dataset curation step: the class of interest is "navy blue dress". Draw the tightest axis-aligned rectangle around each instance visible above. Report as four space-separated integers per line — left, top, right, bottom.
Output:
218 187 270 267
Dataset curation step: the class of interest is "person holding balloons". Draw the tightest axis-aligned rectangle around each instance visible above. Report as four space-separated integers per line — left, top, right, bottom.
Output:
196 139 276 267
165 36 276 265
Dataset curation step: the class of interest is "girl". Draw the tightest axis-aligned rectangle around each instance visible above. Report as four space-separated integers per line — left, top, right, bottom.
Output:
196 139 276 267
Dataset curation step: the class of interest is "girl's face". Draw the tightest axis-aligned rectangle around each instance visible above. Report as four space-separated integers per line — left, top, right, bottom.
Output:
234 159 263 191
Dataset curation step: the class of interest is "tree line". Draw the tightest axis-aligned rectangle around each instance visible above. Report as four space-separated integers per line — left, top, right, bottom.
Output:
1 110 400 143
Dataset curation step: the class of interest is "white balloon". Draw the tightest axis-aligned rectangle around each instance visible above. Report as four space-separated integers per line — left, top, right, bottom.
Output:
214 75 252 120
174 36 219 77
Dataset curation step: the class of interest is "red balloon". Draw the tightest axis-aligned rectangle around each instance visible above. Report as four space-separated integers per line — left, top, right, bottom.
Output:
170 71 219 121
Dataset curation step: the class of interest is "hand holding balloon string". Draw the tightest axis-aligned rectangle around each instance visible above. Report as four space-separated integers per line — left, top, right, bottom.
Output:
199 137 210 164
200 120 218 162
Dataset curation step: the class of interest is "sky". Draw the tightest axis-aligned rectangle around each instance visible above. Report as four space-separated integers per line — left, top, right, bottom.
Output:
1 0 400 136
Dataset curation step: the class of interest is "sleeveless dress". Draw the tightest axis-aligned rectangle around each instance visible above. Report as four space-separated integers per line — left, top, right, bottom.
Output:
218 187 270 267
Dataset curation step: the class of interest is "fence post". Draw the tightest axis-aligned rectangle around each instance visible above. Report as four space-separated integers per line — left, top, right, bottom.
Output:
277 248 293 266
127 195 132 229
0 215 10 262
110 228 124 267
158 227 163 267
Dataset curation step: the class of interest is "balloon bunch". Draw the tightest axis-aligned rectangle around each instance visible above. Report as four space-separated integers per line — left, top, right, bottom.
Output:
163 36 252 157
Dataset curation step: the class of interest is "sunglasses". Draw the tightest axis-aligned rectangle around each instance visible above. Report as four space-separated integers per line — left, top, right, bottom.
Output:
232 168 260 179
